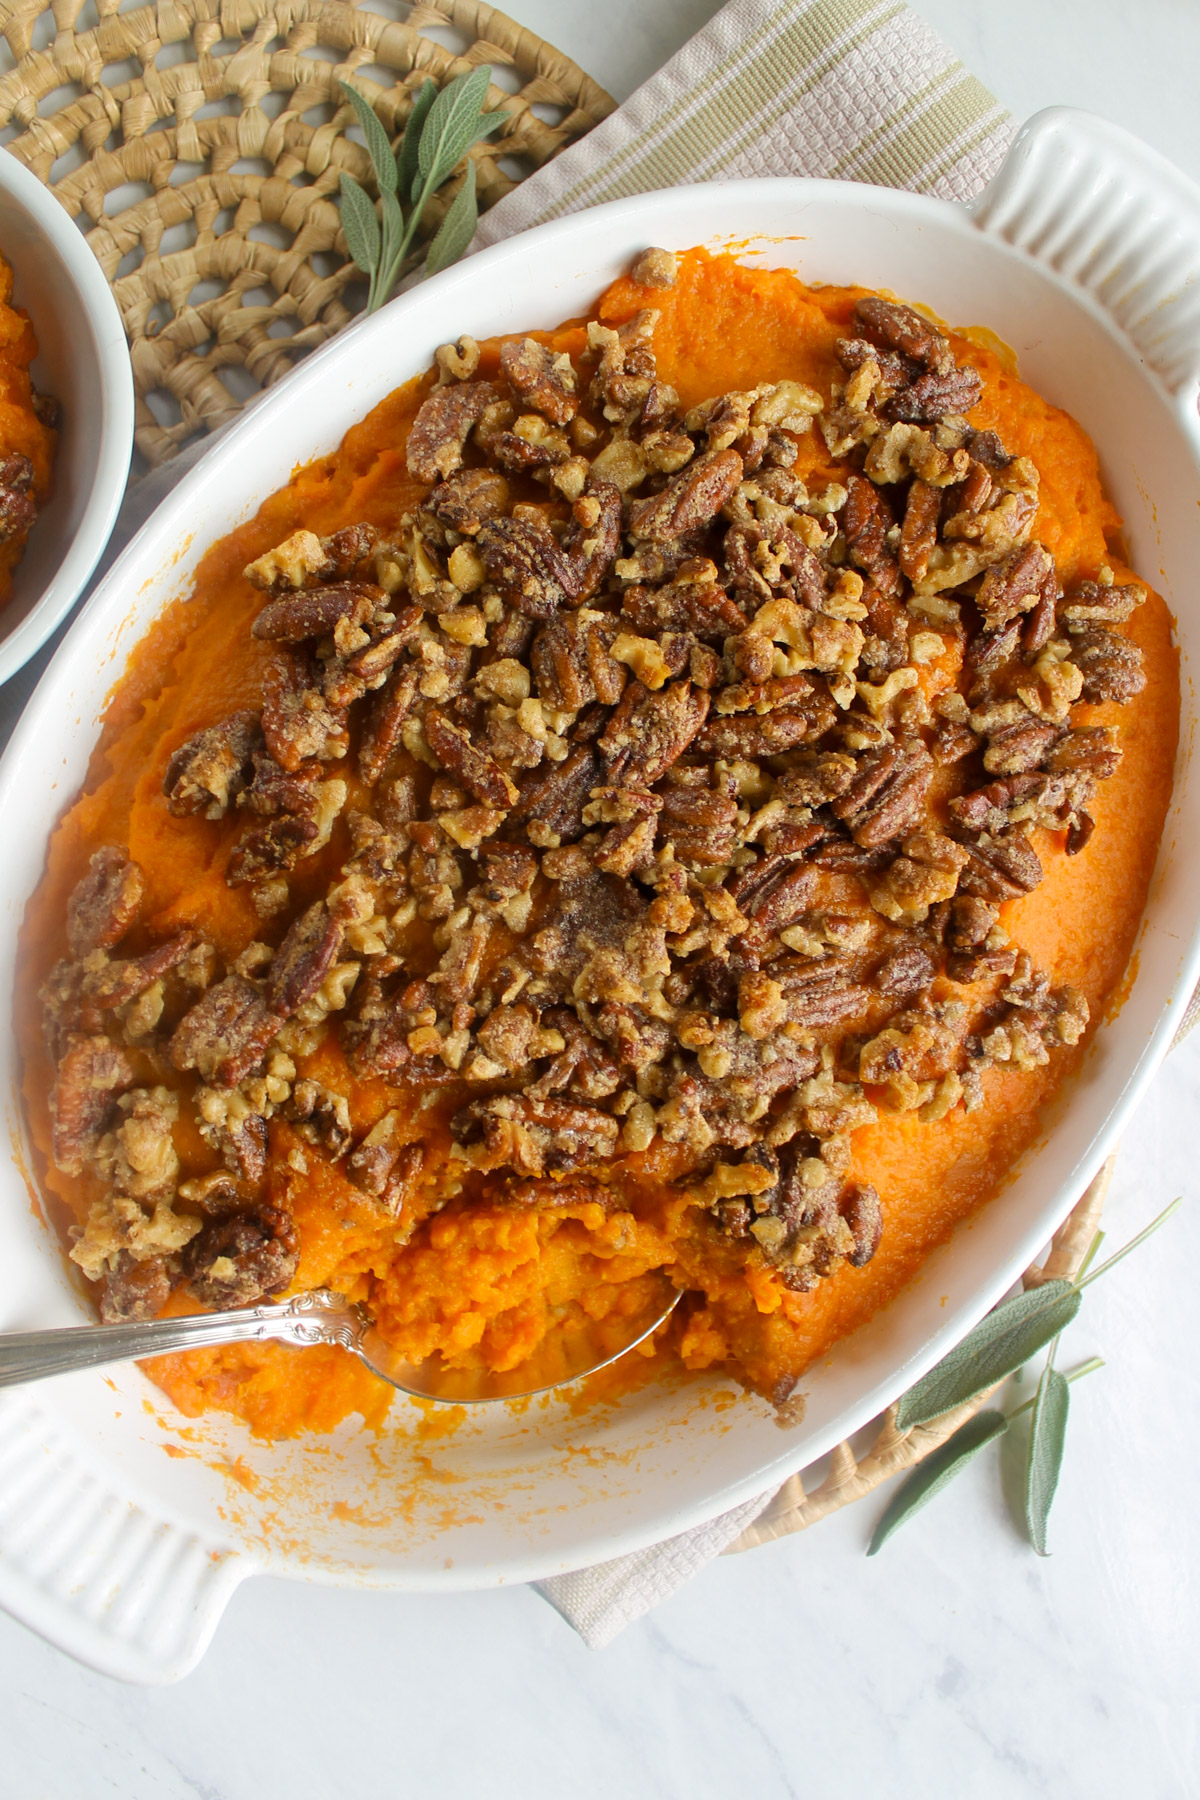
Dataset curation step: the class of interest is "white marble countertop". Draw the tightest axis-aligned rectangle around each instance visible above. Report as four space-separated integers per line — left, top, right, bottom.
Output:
4 5 1199 1795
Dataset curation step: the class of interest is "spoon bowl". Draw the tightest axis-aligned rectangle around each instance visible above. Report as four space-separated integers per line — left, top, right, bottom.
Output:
0 1279 681 1403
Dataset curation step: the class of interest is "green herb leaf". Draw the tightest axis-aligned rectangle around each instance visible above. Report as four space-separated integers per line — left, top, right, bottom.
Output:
380 188 405 253
339 80 398 195
1075 1196 1182 1290
396 78 437 204
338 171 381 276
868 1409 1009 1555
1024 1363 1070 1555
424 160 479 276
416 64 504 193
895 1280 1082 1431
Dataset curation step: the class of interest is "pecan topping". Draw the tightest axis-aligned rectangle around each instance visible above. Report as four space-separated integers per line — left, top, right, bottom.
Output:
500 338 579 424
1069 628 1146 703
427 468 510 535
51 1034 134 1175
97 1252 175 1324
406 381 500 484
183 1204 298 1308
832 741 934 848
252 582 380 644
44 258 1155 1350
626 448 743 542
266 903 345 1017
425 707 519 808
600 678 709 785
451 1093 619 1177
286 1079 352 1158
170 975 278 1088
0 450 36 541
164 712 262 819
843 475 900 600
66 848 144 958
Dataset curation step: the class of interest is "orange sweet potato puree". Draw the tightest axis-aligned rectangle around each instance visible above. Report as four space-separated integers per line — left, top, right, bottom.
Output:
0 251 55 608
15 251 1178 1439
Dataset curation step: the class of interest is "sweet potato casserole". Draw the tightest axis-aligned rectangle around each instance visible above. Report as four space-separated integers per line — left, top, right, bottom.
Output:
0 250 56 609
17 249 1177 1436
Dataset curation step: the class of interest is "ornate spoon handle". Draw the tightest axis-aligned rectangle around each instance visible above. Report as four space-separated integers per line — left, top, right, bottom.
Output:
0 1291 361 1388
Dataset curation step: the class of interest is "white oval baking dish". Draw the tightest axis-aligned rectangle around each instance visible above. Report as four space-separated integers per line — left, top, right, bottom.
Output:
0 107 1197 1683
0 150 133 687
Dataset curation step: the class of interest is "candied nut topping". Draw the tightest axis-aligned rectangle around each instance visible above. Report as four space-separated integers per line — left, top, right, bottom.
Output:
41 261 1154 1331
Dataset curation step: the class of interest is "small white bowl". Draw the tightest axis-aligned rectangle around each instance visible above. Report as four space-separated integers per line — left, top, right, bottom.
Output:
0 152 133 685
0 109 1197 1682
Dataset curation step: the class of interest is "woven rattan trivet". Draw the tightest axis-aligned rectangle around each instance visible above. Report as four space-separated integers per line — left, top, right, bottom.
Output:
0 0 614 466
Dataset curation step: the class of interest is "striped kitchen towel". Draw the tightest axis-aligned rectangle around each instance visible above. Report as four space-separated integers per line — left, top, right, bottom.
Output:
479 0 1021 1650
474 0 1015 251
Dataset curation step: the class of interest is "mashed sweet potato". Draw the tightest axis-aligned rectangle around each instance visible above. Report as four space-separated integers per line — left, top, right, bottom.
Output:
16 249 1177 1437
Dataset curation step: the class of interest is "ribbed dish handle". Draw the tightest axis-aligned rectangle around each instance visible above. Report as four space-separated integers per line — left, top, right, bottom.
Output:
971 107 1200 408
0 1392 250 1683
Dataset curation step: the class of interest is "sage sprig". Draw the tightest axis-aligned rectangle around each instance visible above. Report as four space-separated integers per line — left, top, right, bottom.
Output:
869 1195 1180 1556
337 67 505 311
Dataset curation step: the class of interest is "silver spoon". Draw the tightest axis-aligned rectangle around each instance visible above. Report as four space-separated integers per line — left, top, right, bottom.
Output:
0 1280 681 1403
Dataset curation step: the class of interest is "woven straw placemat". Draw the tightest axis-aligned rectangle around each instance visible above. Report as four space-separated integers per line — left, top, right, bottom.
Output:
0 0 614 466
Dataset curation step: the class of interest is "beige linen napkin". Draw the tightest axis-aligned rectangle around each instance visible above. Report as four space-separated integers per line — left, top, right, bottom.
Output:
476 0 1018 1648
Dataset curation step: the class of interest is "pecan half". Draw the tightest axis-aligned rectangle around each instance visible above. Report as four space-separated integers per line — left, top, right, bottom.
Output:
500 338 579 424
164 713 262 819
170 975 278 1088
975 542 1056 629
183 1204 298 1308
626 448 743 542
427 468 511 536
509 744 602 842
478 511 577 617
261 650 349 769
853 296 954 373
266 903 345 1017
425 706 519 808
252 582 380 644
1069 628 1146 703
832 742 934 849
50 1034 134 1175
600 679 710 785
66 848 144 958
956 831 1043 901
694 691 836 759
406 381 501 484
843 474 901 600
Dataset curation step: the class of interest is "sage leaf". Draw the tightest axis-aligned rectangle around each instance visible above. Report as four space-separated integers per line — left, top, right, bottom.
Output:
417 64 504 192
339 80 397 194
380 189 405 254
1024 1364 1070 1555
868 1409 1009 1555
396 78 437 203
424 160 478 276
338 172 381 276
895 1280 1082 1431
